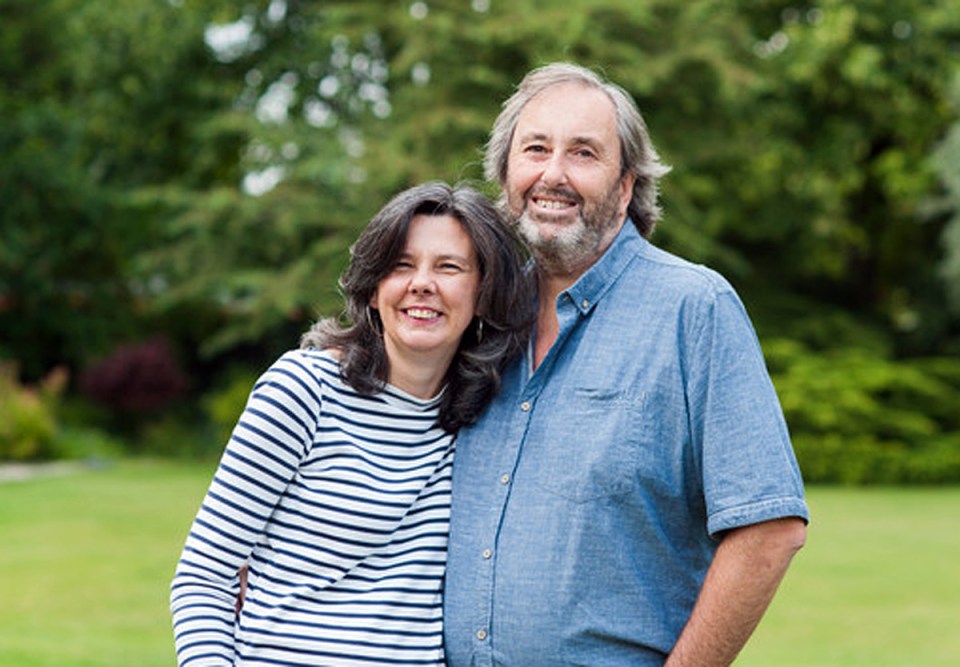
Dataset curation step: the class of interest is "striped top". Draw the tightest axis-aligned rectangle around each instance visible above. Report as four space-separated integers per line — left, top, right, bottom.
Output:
170 348 454 666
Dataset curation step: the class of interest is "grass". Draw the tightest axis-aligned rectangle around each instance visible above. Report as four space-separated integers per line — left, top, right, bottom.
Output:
736 486 960 667
0 459 216 667
0 460 958 666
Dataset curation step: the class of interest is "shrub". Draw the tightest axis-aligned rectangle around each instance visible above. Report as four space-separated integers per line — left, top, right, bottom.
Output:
202 366 261 448
766 339 960 484
79 337 189 412
49 425 126 461
0 362 67 461
137 411 219 459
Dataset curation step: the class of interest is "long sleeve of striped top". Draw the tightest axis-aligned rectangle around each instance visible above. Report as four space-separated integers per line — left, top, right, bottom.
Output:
170 348 454 667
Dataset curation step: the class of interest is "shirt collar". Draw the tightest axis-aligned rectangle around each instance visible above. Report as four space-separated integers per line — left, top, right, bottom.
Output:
560 220 645 316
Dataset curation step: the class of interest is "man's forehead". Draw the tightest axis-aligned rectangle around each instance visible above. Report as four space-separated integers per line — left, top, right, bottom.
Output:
513 84 618 144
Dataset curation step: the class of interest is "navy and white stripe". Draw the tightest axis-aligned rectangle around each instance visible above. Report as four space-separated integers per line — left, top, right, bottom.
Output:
171 348 454 666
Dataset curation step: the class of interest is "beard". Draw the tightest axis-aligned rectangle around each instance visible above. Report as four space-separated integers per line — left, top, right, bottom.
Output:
508 180 625 278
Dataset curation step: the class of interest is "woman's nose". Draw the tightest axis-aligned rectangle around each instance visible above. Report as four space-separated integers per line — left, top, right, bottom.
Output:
408 267 435 294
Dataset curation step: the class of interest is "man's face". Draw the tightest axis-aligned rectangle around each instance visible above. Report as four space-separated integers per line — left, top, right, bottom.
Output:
504 82 635 276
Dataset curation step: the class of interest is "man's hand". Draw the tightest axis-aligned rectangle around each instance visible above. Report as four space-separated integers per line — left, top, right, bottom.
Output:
235 564 249 615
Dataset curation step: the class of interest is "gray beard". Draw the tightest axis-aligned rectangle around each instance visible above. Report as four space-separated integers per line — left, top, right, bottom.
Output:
514 212 599 277
510 182 624 278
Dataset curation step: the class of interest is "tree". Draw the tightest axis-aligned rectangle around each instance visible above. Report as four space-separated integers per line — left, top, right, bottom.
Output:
3 0 959 477
930 74 960 316
0 0 242 378
21 0 949 365
723 0 960 357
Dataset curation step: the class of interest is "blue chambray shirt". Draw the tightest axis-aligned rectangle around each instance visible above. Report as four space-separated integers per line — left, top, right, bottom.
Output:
443 221 809 666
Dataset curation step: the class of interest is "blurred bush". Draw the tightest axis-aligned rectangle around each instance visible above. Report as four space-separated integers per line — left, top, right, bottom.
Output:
79 337 189 412
767 340 960 484
0 362 65 460
202 366 261 450
0 361 127 462
50 425 125 461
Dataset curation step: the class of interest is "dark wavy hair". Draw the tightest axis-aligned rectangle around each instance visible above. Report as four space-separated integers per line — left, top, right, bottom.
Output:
484 62 672 238
302 181 534 432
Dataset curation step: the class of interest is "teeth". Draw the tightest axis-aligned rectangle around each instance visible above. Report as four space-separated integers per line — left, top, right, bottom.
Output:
536 199 570 210
406 308 439 320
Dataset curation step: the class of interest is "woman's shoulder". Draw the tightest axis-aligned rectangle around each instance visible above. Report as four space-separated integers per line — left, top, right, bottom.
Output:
292 346 342 363
263 348 343 389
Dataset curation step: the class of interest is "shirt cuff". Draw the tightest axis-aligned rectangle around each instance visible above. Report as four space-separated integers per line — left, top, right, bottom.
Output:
707 496 810 536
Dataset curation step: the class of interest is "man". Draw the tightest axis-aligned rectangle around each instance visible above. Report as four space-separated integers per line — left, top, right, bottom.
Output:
443 63 809 667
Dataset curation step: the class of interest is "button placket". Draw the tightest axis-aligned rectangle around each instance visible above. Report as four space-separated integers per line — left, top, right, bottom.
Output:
470 389 534 661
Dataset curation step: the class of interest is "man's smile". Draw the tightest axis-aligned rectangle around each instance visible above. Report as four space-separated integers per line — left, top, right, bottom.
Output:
532 196 576 211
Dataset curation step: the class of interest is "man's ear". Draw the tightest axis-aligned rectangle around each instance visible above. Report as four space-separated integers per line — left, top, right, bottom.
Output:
618 172 636 217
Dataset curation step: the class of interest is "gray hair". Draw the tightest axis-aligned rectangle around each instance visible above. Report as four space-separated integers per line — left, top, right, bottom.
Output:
484 62 671 238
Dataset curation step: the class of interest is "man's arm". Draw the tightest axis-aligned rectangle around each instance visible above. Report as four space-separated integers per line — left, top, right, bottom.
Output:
665 517 807 667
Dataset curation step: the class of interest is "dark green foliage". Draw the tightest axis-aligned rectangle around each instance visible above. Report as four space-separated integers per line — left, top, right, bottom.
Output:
202 366 263 448
0 0 241 378
767 340 960 484
1 0 959 481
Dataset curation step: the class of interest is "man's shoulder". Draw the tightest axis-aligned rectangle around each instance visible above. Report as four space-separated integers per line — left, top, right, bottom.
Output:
626 239 734 300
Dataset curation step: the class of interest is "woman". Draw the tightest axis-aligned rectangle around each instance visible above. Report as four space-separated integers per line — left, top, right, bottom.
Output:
170 182 532 666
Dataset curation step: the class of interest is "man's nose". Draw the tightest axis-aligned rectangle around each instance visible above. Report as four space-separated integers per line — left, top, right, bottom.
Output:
540 152 568 187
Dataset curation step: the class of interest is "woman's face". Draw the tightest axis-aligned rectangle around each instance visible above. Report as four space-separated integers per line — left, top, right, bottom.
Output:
371 213 481 388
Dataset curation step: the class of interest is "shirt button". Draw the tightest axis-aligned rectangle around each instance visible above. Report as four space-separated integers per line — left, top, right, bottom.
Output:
582 299 590 309
499 473 510 485
476 629 488 641
520 401 531 412
482 549 493 559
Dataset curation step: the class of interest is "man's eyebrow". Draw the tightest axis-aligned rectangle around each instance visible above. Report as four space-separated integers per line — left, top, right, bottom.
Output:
570 136 604 150
516 131 606 151
515 131 549 144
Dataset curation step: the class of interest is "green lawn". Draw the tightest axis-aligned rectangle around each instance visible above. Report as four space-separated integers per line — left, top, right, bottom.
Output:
0 460 216 667
1 460 958 666
737 486 960 667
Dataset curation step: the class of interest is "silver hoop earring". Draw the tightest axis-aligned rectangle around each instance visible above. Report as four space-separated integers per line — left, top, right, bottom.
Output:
476 318 484 343
366 306 383 336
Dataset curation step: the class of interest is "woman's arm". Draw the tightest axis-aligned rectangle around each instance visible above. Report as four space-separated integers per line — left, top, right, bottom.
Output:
169 351 322 666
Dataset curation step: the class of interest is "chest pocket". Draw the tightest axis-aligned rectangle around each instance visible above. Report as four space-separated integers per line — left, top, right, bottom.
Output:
528 387 647 503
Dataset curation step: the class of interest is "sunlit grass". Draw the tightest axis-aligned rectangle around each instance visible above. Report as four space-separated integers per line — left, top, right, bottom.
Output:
0 461 957 666
0 459 215 667
737 487 960 667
